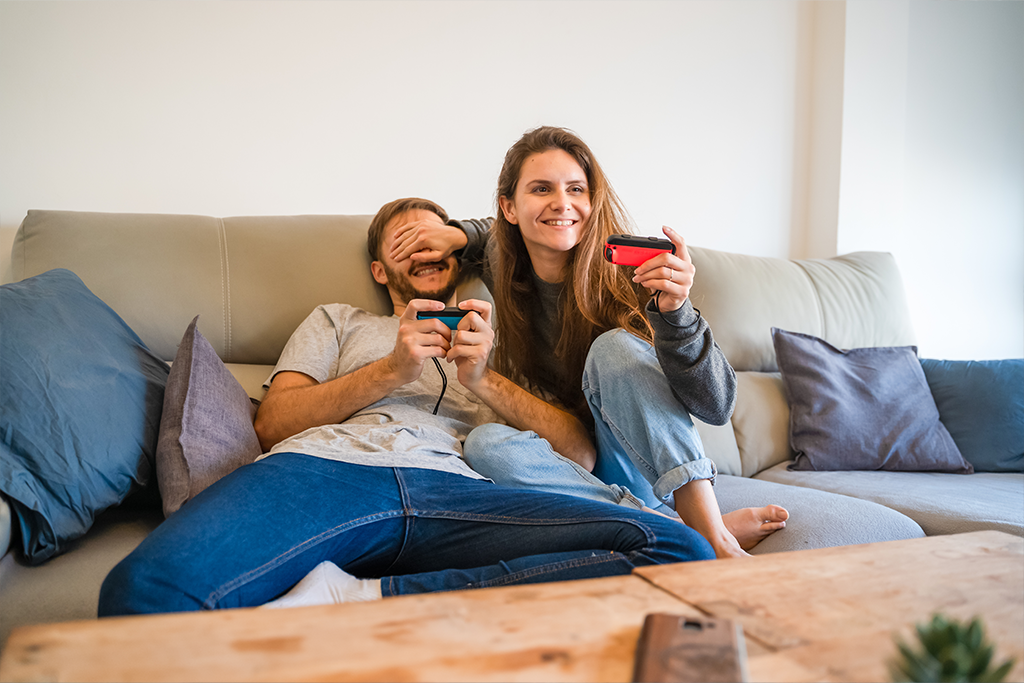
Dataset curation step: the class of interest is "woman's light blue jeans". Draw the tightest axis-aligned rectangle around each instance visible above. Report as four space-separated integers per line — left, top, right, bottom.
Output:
98 453 713 615
464 329 715 515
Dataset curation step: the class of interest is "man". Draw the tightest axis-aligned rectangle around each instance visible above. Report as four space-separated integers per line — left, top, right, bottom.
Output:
98 198 713 616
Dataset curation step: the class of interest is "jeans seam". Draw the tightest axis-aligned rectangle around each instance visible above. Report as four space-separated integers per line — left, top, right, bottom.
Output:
467 552 630 589
384 468 415 578
394 467 413 511
203 509 404 609
401 509 660 528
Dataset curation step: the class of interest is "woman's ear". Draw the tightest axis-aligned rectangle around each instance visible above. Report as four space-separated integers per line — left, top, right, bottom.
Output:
498 196 518 225
370 261 388 286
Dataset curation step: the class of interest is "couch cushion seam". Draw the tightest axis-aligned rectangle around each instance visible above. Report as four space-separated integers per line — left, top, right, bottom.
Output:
793 260 826 340
217 218 232 362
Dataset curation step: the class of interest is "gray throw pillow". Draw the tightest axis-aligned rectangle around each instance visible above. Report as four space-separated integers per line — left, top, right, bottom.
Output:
156 316 263 517
771 328 973 474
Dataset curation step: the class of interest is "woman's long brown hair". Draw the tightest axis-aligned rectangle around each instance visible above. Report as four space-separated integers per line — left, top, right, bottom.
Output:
491 126 654 418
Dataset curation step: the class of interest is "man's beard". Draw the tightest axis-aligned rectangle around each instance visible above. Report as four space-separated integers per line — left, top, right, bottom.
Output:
383 260 460 304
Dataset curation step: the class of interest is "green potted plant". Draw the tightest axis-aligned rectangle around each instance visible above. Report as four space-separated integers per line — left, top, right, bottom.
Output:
890 613 1016 683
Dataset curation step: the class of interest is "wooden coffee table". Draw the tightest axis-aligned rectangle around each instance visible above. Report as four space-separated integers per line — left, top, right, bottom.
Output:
1 530 1021 682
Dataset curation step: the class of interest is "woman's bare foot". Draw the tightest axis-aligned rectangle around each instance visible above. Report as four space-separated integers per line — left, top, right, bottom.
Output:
668 480 787 559
641 506 760 559
706 528 753 558
722 505 789 550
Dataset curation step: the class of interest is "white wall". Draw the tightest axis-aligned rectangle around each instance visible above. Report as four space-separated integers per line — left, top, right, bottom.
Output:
0 0 806 273
838 0 1024 360
1 0 1021 360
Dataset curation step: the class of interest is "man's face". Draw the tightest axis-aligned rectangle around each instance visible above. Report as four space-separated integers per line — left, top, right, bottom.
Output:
374 209 460 304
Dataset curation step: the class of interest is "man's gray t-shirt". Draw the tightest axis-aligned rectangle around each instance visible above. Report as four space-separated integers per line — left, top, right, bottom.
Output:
258 304 500 480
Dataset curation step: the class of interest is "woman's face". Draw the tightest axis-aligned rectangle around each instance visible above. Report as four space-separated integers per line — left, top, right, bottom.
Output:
499 148 592 270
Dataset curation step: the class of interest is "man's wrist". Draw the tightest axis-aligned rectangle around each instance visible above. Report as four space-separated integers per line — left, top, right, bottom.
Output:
375 353 412 389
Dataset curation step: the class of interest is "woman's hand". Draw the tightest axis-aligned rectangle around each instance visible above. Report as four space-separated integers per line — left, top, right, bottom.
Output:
389 217 468 264
632 226 694 313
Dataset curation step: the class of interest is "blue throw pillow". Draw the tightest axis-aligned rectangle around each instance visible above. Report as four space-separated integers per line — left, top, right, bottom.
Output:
920 359 1024 473
0 269 169 564
771 328 973 474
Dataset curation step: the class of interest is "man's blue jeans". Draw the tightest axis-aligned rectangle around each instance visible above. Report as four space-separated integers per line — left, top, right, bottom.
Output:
99 453 713 615
464 329 715 515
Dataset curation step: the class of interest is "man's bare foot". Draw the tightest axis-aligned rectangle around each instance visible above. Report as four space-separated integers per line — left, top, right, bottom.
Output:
722 505 789 550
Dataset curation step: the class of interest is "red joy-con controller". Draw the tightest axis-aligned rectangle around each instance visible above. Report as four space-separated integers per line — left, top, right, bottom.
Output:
603 234 675 266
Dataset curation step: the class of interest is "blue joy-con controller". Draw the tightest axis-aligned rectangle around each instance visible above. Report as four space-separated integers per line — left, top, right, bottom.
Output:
416 307 469 330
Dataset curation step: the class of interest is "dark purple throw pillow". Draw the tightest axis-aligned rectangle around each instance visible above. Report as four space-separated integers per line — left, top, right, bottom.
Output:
771 328 972 474
156 316 262 517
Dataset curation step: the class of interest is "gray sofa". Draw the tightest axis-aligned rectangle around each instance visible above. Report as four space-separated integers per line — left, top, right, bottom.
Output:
2 209 1021 650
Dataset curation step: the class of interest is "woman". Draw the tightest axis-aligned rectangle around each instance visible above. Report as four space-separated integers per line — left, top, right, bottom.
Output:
390 126 787 558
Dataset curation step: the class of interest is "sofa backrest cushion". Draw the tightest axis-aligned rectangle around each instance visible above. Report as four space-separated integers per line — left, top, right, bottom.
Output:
731 372 794 477
688 246 917 373
12 210 490 365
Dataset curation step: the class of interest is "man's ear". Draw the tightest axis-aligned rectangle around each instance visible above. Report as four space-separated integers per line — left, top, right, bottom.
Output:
370 260 388 286
498 196 518 225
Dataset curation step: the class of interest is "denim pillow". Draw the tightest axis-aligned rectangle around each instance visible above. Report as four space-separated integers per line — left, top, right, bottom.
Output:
771 328 972 474
0 269 169 564
920 358 1024 473
156 316 261 517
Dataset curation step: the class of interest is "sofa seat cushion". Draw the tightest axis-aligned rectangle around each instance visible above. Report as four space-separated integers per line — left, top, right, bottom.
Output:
0 506 162 650
713 475 924 555
754 462 1024 537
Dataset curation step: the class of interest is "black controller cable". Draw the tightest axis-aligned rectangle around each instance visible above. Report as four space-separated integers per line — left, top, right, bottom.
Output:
430 357 447 415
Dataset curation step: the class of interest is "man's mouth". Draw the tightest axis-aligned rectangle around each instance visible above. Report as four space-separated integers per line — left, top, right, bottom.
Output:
411 263 446 277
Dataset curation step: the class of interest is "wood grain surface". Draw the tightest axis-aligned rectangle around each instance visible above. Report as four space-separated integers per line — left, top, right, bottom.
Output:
636 530 1024 682
0 575 702 682
2 531 1021 683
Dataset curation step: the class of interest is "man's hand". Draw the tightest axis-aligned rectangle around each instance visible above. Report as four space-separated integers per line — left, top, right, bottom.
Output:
445 299 494 391
384 300 453 385
389 217 468 264
445 298 597 470
632 226 694 313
